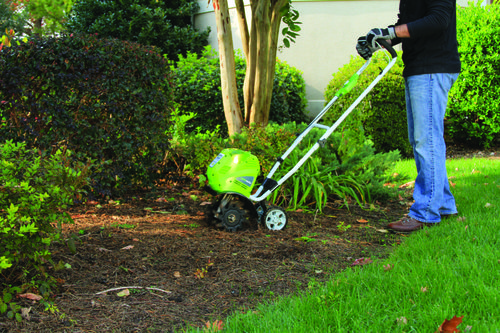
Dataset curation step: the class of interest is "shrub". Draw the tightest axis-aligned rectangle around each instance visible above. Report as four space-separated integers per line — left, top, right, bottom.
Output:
171 46 309 134
271 58 309 125
0 140 89 292
0 34 173 198
447 2 500 148
171 47 229 134
65 0 209 61
323 51 411 157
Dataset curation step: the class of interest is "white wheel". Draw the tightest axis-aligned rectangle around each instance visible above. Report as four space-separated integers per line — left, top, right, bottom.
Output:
263 206 287 231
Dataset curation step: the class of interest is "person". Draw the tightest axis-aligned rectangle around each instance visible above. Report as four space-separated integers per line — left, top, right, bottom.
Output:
356 0 461 232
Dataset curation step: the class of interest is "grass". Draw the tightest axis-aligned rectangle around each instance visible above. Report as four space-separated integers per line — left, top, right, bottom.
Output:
186 157 500 332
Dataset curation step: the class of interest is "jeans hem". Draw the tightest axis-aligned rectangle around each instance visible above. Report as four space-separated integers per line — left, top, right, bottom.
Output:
408 213 440 224
439 210 458 215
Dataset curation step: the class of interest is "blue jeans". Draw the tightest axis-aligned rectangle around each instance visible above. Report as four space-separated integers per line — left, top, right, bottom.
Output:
405 73 459 223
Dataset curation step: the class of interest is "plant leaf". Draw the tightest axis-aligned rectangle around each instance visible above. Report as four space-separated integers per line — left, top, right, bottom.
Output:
383 264 394 271
67 238 77 254
435 315 464 333
350 257 373 266
117 289 130 297
17 293 42 301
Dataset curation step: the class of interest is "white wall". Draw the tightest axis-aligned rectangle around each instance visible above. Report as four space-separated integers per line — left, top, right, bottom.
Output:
194 0 469 117
273 1 399 116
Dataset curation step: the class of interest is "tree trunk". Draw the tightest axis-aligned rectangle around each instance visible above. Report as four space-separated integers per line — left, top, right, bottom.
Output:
234 0 249 60
213 0 244 136
263 0 287 118
248 0 270 126
213 0 289 133
237 0 287 127
238 0 255 122
243 9 257 123
34 18 43 35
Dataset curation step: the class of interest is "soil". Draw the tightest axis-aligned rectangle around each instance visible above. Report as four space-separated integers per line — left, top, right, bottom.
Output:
1 144 498 333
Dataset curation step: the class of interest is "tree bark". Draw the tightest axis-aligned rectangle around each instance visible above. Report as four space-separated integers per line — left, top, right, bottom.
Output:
247 0 287 126
248 0 270 126
263 0 287 119
213 0 244 136
234 0 249 60
243 6 257 122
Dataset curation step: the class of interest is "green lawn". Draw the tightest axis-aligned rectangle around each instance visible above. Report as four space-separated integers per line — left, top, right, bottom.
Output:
189 157 500 332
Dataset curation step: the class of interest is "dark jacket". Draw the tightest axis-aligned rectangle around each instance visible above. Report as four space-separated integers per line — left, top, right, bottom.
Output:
392 0 461 77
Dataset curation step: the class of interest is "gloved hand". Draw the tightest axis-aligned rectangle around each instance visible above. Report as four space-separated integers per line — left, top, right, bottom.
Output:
356 36 373 60
366 27 396 49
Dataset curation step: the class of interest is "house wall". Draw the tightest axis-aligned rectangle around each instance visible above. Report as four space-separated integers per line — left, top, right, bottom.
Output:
194 0 471 117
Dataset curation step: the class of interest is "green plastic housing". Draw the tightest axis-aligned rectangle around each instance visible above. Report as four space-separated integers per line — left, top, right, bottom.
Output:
207 148 260 197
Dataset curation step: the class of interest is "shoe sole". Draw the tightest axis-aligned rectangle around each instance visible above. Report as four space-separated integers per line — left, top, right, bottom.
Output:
387 223 438 233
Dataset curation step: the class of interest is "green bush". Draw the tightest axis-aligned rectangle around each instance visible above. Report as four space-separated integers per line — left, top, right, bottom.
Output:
323 51 411 157
271 58 309 125
65 0 209 61
171 46 309 134
0 140 89 289
447 2 500 148
0 34 173 198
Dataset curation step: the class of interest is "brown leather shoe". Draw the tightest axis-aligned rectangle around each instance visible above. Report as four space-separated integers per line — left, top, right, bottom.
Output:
387 217 437 232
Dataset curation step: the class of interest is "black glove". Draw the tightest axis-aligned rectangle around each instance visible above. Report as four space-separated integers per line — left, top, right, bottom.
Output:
366 27 396 49
356 36 373 60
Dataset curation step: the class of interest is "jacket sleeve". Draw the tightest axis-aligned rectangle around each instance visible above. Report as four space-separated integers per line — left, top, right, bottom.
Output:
406 0 455 38
390 6 404 46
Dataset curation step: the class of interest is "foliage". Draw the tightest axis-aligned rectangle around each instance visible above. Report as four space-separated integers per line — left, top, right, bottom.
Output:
272 57 309 125
167 121 400 212
171 47 228 134
65 0 209 61
323 50 411 157
163 107 224 178
0 27 15 51
0 141 89 300
230 123 301 175
171 46 308 134
28 0 74 34
267 123 400 211
0 0 28 35
0 34 173 198
280 1 302 48
447 1 500 148
0 0 72 35
0 288 22 322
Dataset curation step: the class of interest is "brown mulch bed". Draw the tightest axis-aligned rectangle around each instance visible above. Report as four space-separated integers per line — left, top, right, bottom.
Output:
1 144 497 333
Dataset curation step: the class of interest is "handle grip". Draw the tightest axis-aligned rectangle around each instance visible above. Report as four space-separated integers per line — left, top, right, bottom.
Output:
377 39 397 59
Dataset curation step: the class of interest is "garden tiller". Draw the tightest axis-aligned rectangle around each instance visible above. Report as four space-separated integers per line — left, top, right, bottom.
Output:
205 40 397 232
